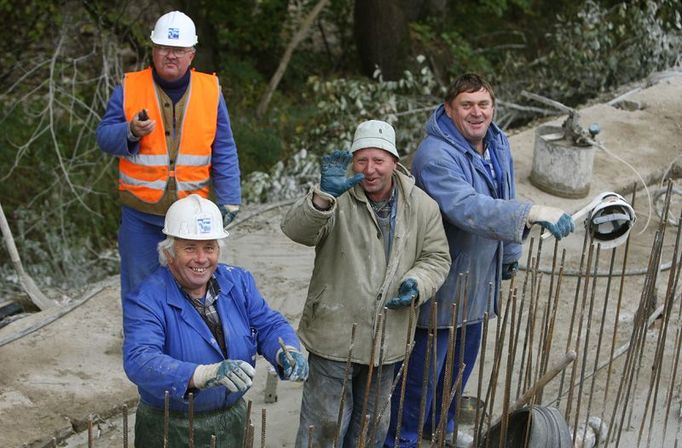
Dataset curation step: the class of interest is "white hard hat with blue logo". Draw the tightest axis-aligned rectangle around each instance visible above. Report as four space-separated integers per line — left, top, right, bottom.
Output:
163 195 228 240
150 11 198 47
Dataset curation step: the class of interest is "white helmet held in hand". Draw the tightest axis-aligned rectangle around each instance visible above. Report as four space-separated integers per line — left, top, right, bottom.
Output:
150 11 198 47
163 195 228 240
350 120 399 158
583 192 636 249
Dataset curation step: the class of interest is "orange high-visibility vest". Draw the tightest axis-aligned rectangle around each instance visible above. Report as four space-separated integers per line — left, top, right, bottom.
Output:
120 67 219 203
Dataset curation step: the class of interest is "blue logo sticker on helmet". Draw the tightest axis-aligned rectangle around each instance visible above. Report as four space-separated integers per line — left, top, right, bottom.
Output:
196 217 212 234
168 28 180 40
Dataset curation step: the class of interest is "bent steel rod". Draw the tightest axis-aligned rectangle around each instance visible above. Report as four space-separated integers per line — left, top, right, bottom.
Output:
334 323 357 448
429 364 466 448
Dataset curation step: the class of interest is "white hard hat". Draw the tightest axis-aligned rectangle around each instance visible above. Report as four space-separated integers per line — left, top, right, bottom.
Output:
163 195 228 240
150 11 198 47
584 192 636 249
350 120 399 158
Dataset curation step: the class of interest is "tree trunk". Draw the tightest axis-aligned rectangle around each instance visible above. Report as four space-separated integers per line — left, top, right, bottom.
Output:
354 0 415 80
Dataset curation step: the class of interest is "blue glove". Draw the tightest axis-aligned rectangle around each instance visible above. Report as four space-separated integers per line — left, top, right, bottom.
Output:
220 204 240 228
320 150 365 197
385 278 419 310
528 205 575 240
277 349 309 382
193 360 255 393
502 261 518 280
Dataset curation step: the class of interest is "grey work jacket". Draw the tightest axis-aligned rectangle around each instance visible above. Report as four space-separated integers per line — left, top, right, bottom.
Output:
281 165 451 365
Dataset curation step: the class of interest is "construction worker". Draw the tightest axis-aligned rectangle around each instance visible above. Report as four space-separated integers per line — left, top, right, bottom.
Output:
281 120 451 448
123 195 307 447
384 73 575 447
97 11 241 301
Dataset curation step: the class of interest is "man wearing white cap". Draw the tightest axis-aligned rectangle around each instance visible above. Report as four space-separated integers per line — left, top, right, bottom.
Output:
123 194 307 447
281 120 451 447
97 11 241 302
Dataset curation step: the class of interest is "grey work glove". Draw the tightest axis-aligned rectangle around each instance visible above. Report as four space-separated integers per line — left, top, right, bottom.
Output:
502 261 518 280
277 348 309 382
192 360 255 393
220 204 240 228
320 150 364 197
385 278 419 310
528 205 575 240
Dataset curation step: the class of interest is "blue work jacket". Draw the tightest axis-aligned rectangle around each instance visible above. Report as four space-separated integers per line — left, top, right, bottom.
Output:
412 105 532 328
123 264 299 413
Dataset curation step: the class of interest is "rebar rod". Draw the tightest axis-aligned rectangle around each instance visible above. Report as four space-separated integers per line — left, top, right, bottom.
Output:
472 311 489 448
242 400 253 448
307 425 314 448
662 299 682 447
498 290 518 448
515 238 535 399
122 403 128 448
210 435 216 448
557 230 590 408
392 305 415 448
334 323 357 448
430 364 466 448
369 310 388 447
358 312 382 438
164 390 169 448
537 249 566 404
88 414 93 448
582 247 616 440
519 257 537 396
431 300 438 439
438 325 456 448
602 189 636 417
566 238 595 424
416 332 434 447
572 243 601 442
261 408 266 448
188 392 194 448
452 276 470 446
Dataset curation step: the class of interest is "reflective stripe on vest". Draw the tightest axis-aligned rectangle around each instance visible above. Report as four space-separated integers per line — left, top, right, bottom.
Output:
121 68 219 203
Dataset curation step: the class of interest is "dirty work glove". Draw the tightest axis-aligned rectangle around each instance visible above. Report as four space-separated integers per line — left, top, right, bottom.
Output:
501 261 518 280
320 150 365 197
192 360 255 393
220 204 240 228
277 349 309 382
528 205 575 240
385 278 419 310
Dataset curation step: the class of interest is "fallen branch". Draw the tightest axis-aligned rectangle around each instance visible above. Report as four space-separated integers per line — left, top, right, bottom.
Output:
0 199 54 311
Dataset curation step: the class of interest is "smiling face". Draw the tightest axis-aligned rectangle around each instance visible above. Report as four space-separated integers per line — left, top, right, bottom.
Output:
351 148 397 202
444 87 494 154
166 238 219 298
152 45 196 82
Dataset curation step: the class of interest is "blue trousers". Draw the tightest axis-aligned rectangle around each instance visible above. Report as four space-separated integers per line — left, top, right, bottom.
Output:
384 323 482 447
118 206 166 301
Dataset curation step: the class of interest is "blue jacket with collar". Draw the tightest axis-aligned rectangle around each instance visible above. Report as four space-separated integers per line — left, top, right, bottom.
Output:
123 264 299 412
412 105 531 328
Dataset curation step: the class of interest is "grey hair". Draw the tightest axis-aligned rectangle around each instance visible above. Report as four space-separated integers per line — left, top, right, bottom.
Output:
157 236 226 266
158 237 176 266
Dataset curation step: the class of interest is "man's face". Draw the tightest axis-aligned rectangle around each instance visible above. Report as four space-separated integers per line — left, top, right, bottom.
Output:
152 45 196 82
351 148 397 201
444 88 494 152
166 238 219 297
